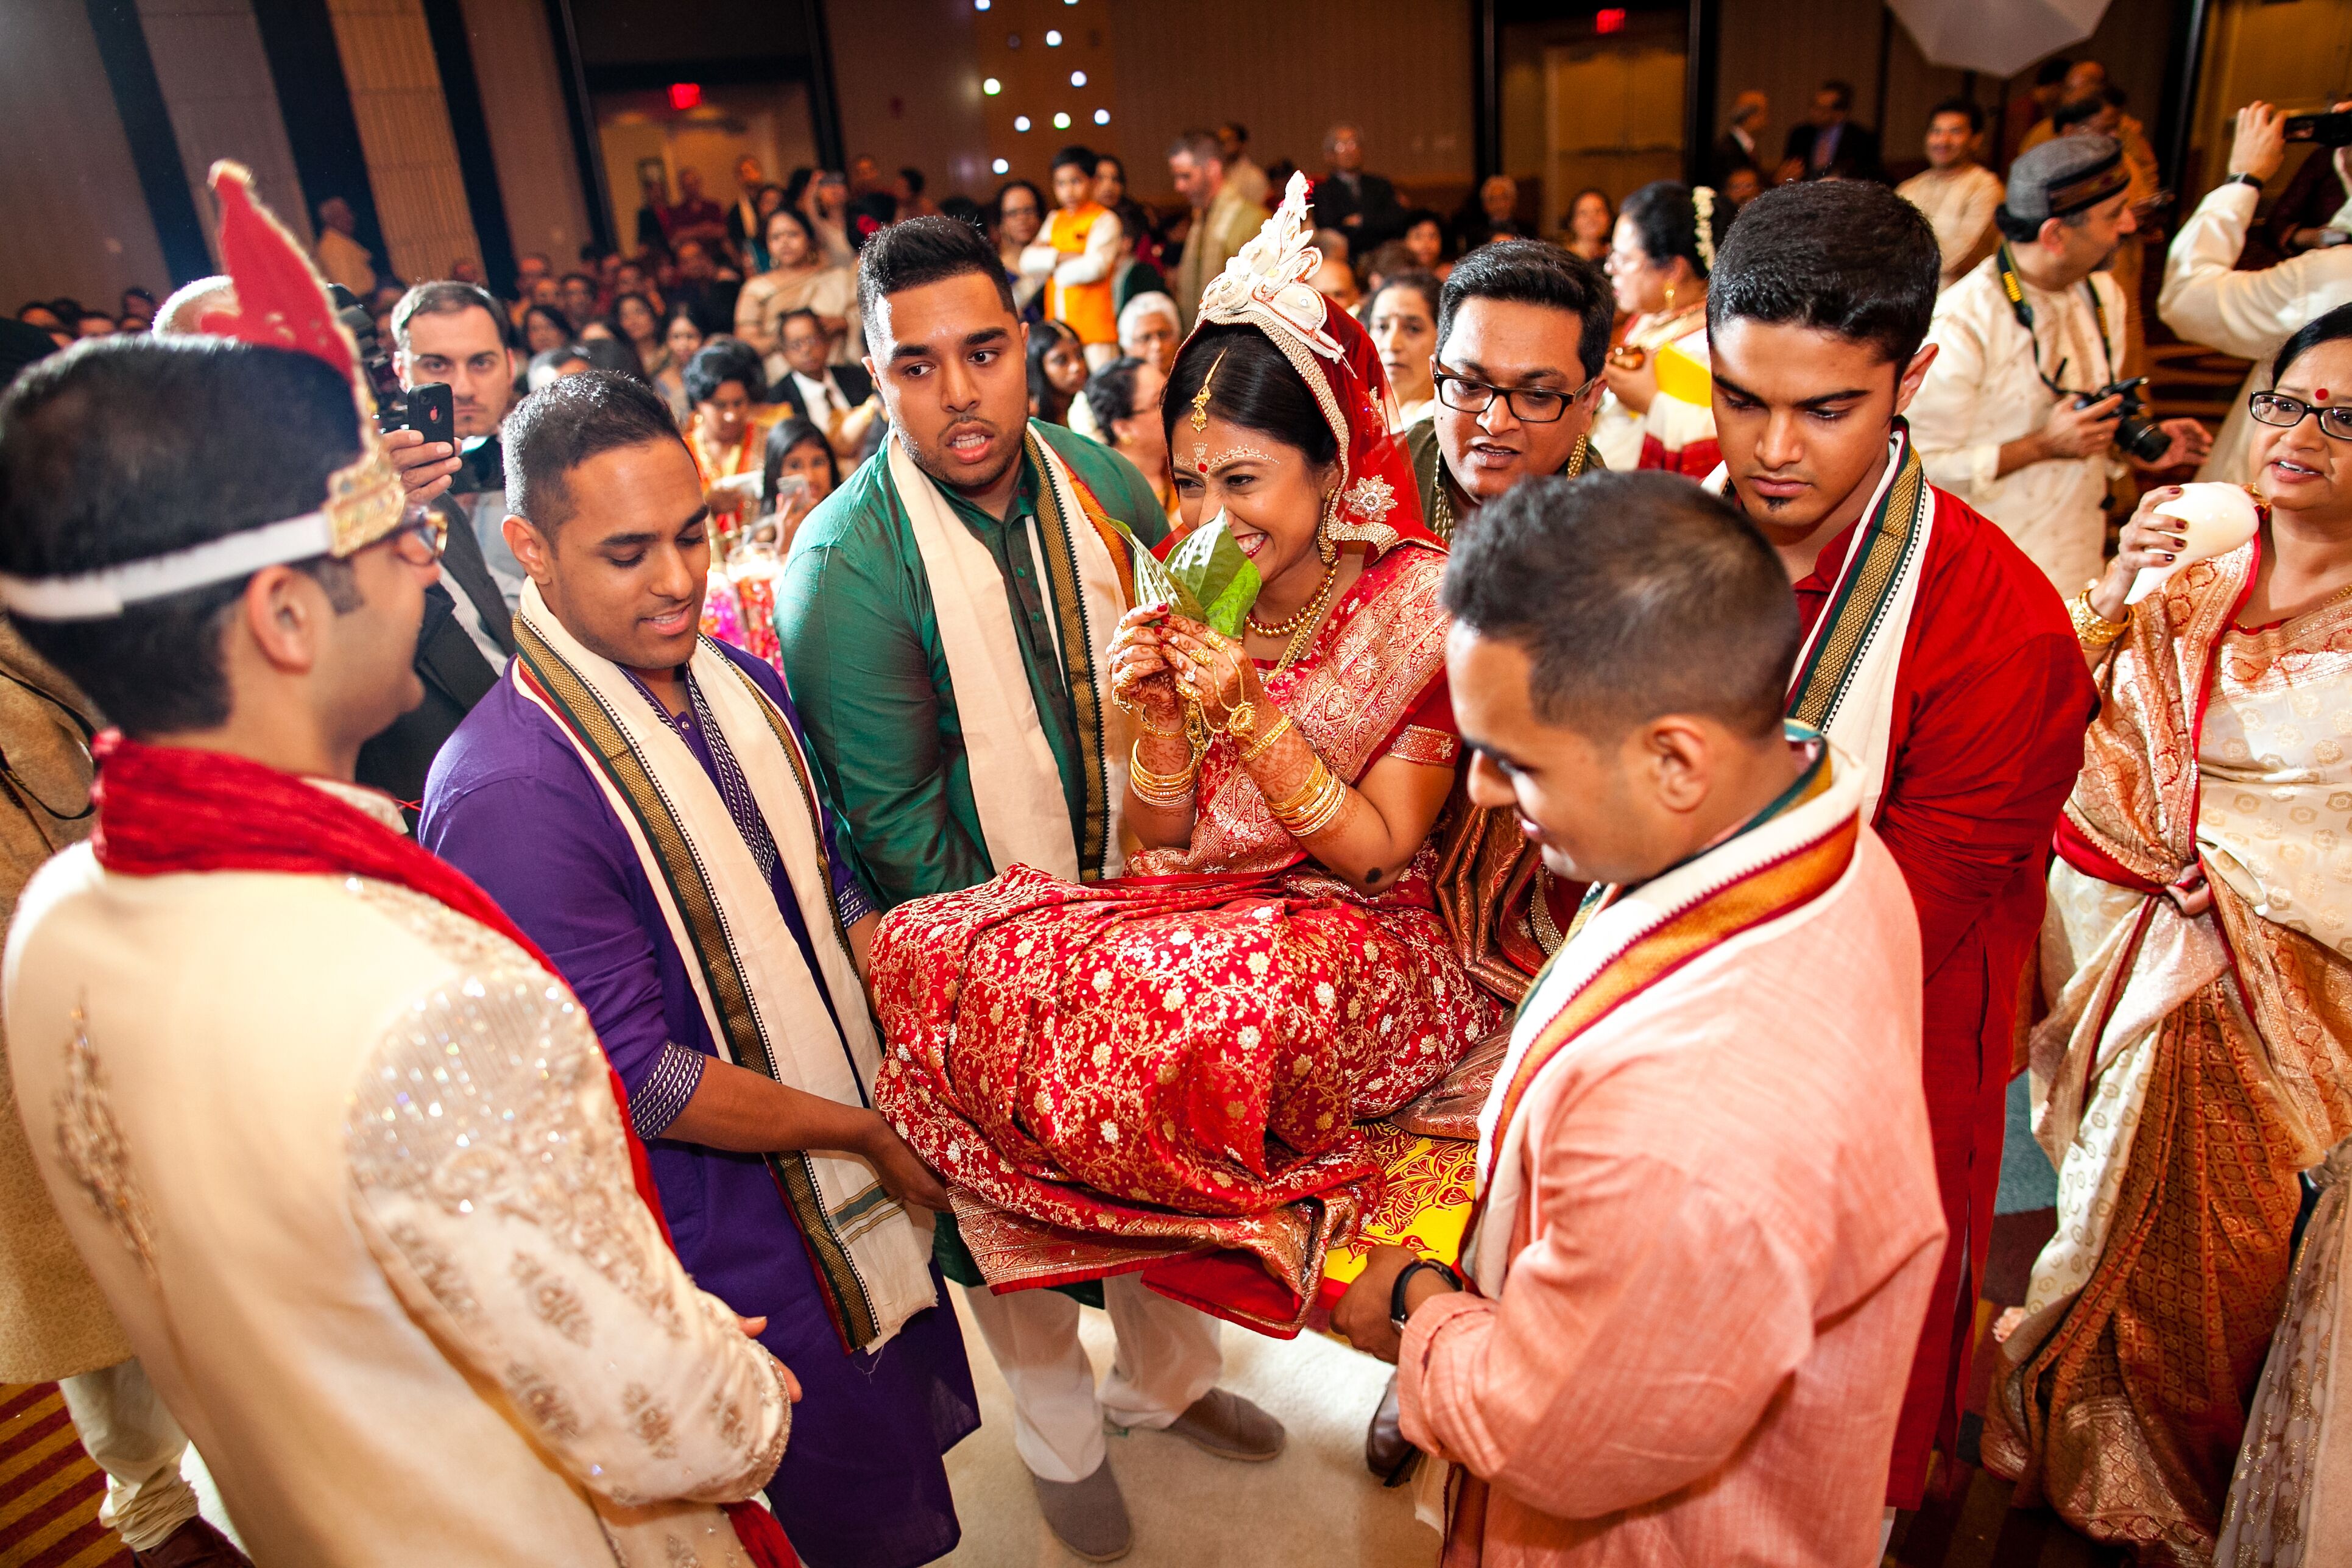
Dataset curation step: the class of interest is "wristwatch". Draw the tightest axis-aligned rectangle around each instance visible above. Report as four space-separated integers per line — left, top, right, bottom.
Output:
1390 1257 1463 1336
2230 172 2266 190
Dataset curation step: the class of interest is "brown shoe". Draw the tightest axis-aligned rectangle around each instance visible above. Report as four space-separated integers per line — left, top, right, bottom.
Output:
1031 1457 1132 1563
134 1519 252 1568
1365 1372 1420 1487
1161 1387 1285 1461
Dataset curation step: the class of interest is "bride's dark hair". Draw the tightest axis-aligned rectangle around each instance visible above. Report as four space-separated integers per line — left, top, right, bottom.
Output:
1162 323 1338 468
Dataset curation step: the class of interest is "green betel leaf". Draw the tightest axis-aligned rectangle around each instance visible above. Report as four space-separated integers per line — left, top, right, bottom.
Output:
1164 515 1262 637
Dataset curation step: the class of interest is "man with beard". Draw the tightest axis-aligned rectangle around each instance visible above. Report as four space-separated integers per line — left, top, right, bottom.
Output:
776 216 1280 1564
1403 241 1615 544
1702 178 2096 1527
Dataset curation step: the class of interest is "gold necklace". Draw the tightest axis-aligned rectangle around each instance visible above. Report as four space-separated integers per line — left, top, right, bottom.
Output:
1273 562 1344 674
1246 556 1339 638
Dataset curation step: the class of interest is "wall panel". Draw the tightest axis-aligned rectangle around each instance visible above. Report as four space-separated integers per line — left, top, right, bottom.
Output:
138 0 313 266
326 0 481 283
0 4 171 309
454 0 590 280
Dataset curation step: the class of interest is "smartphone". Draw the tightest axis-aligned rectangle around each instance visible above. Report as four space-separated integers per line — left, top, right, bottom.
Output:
406 382 454 446
2286 111 2352 147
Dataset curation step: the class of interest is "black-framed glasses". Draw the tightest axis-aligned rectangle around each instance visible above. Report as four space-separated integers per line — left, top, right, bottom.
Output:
1432 367 1597 424
2250 390 2352 440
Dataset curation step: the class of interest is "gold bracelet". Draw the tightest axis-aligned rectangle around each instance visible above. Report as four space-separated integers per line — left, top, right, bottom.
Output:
2071 582 2130 648
1276 769 1351 839
1264 756 1330 819
1238 710 1294 765
1129 741 1198 808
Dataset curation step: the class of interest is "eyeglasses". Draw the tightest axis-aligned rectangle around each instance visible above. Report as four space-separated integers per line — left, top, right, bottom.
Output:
2250 390 2352 440
1432 367 1597 424
384 509 448 565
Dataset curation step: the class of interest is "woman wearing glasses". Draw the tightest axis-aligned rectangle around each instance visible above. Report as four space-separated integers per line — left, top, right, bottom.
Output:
1592 181 1727 476
1990 304 2352 1562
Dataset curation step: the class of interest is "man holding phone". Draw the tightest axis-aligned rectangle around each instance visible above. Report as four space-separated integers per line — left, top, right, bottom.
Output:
369 281 523 811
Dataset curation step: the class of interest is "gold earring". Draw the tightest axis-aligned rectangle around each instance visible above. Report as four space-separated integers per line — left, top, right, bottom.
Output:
1663 281 1676 313
1318 492 1340 564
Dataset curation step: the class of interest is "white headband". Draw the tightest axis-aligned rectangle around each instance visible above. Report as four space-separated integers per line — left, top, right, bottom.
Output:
0 511 337 621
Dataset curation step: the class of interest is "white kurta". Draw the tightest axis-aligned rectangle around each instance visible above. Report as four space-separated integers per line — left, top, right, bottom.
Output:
1909 255 2127 593
1897 164 2004 290
2159 182 2352 489
1 780 790 1567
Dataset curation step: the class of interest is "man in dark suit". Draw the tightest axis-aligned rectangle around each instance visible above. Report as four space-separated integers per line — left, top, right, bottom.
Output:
768 308 877 460
725 155 769 263
1779 81 1884 183
1312 123 1406 257
1713 90 1769 185
371 281 520 814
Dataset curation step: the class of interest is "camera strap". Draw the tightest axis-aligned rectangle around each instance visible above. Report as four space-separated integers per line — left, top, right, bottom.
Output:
1996 242 2115 397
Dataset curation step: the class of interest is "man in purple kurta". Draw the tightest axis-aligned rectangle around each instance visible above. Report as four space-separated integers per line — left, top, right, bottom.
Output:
420 373 976 1568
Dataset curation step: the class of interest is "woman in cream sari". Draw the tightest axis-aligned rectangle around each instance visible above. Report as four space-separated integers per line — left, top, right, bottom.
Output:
1986 306 2352 1564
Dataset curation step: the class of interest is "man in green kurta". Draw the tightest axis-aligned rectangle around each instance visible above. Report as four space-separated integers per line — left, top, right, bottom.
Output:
1404 239 1616 542
775 215 1284 1565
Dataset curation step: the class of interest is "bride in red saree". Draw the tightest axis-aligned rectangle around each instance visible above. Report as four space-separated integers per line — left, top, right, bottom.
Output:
870 176 1500 1323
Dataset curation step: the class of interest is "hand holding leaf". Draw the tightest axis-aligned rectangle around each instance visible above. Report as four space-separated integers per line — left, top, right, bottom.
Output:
1158 514 1263 637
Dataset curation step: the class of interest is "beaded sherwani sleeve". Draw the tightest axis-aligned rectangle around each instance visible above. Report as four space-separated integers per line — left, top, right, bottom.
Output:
342 959 791 1508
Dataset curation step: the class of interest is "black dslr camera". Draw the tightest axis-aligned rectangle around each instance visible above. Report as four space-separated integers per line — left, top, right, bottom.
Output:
2076 375 2170 464
327 283 452 445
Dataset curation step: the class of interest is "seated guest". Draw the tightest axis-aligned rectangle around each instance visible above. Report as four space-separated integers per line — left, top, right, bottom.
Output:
770 308 878 460
1991 306 2352 1566
1335 470 1944 1565
735 207 852 386
1713 90 1769 185
1399 208 1450 276
1358 240 1417 298
1898 99 2003 289
1365 269 1442 429
527 342 592 390
771 214 1232 1564
867 171 1500 1329
422 368 975 1568
521 301 573 357
1315 123 1406 253
1027 318 1089 426
1561 188 1612 264
683 338 777 524
1593 181 1726 476
612 290 666 378
1310 244 1361 311
1455 175 1528 252
758 414 842 554
1 179 791 1563
654 303 705 425
1078 354 1176 528
1117 290 1181 376
993 179 1048 317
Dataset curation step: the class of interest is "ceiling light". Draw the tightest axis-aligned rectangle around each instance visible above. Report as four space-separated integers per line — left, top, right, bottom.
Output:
1070 70 1086 87
1053 111 1071 129
1093 108 1110 125
983 77 1001 95
1045 29 1062 45
992 158 1010 174
1014 115 1031 132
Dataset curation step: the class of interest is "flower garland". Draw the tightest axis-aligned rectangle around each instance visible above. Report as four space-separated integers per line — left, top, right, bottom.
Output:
1692 186 1717 274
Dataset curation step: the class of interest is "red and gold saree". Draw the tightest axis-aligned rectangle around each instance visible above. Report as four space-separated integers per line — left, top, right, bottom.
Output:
1984 541 2352 1564
870 542 1501 1331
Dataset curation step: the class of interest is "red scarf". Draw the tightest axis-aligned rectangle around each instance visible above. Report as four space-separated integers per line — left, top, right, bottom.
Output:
90 732 796 1567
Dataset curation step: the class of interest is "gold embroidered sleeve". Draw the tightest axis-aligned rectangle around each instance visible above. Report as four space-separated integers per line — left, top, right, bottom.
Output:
344 964 790 1506
1386 724 1461 769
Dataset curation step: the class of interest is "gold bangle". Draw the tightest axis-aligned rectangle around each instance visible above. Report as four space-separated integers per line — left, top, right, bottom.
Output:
1265 756 1330 819
1129 741 1198 807
1238 710 1294 764
2071 582 2130 647
1276 771 1350 839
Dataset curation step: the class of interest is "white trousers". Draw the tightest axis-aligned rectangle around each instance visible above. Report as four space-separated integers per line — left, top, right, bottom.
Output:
961 1276 1222 1484
58 1359 199 1553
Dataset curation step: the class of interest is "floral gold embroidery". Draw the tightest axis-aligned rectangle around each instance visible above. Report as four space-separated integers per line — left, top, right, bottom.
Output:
505 1361 582 1442
623 1382 679 1459
511 1251 593 1346
54 1006 156 1275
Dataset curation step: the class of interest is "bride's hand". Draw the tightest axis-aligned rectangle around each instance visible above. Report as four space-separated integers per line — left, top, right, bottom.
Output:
1110 606 1182 728
1160 615 1262 727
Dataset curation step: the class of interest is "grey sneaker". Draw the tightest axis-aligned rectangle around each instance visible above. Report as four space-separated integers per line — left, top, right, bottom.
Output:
1160 1387 1287 1461
1031 1457 1132 1562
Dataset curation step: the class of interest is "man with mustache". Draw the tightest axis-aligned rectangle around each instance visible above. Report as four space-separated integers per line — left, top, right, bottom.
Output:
1702 179 2096 1529
777 217 1280 1564
1403 240 1616 544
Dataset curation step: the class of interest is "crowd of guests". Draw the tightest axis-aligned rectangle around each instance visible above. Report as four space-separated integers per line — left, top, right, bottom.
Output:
7 60 2352 1568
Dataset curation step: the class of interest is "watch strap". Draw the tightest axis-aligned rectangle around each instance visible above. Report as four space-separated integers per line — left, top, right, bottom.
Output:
1390 1258 1463 1333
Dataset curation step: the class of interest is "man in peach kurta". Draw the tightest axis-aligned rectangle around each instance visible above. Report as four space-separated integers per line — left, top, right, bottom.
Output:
1337 470 1946 1565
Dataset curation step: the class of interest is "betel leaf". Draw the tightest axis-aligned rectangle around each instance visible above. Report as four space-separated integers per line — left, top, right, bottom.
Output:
1162 514 1263 637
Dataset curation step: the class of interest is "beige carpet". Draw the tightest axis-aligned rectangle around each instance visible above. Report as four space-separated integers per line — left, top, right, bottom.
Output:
936 1287 1438 1567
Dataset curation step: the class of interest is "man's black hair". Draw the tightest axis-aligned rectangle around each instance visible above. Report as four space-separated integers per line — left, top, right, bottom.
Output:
2051 91 2119 134
0 338 364 735
2035 57 2074 89
1081 354 1148 438
1441 470 1800 740
777 307 824 341
1051 145 1097 177
899 166 927 196
1928 97 1986 136
856 214 1017 335
1820 79 1854 113
1435 239 1614 380
390 280 509 351
503 370 685 532
938 194 987 231
682 339 765 407
1706 180 1940 367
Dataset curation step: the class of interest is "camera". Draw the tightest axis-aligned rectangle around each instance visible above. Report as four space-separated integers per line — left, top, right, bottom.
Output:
328 283 411 432
2076 376 2171 464
2286 110 2352 148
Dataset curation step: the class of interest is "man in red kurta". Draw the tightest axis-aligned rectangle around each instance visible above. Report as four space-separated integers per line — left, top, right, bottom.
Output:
1702 180 2097 1510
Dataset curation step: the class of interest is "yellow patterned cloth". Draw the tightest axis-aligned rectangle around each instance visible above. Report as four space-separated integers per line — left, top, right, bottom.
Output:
1321 1128 1478 1294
